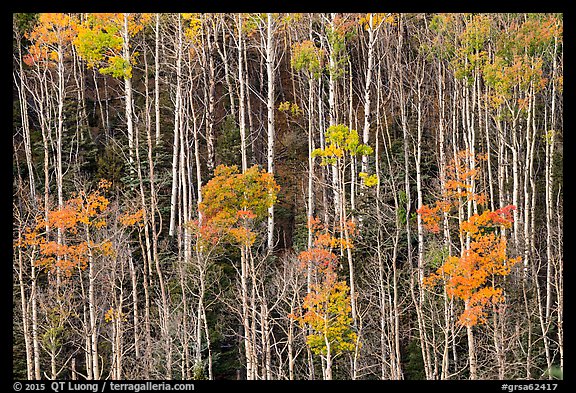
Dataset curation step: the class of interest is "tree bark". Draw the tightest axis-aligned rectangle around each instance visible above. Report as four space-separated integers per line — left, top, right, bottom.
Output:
266 13 275 251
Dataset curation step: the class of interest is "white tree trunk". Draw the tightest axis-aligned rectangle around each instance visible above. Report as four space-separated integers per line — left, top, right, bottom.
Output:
266 13 275 251
237 15 248 173
361 13 375 175
169 14 183 237
123 14 134 165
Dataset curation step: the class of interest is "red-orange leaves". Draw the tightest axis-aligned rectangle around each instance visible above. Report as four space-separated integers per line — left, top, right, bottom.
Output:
236 209 257 220
418 150 492 236
298 248 339 271
419 149 520 327
417 204 442 234
17 180 113 278
425 204 520 327
298 217 355 273
490 205 516 226
460 206 516 238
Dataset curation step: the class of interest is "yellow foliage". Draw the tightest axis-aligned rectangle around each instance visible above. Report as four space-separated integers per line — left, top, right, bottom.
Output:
183 13 202 44
104 307 126 323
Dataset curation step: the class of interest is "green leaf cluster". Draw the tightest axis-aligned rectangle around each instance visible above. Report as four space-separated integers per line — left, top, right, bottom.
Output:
291 40 324 79
74 14 134 79
313 125 377 187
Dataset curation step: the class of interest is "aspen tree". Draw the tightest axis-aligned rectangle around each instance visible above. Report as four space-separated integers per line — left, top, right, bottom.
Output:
266 13 276 251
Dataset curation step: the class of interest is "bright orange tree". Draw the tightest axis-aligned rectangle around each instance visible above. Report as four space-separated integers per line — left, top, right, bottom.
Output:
23 13 77 67
423 206 521 327
17 180 114 278
418 150 521 327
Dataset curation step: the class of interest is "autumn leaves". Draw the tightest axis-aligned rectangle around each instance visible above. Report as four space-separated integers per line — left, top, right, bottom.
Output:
17 180 143 278
292 218 358 376
196 164 278 247
17 148 520 373
418 150 520 328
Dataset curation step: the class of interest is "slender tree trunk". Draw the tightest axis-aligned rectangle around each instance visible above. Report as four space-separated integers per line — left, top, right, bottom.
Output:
361 13 375 175
169 14 183 237
14 39 36 200
465 302 477 380
324 341 332 380
414 66 433 379
237 14 248 173
123 14 134 166
87 234 100 379
522 277 533 378
316 73 329 228
128 251 140 359
380 62 403 380
244 46 255 168
194 253 205 377
549 34 562 377
396 18 431 379
79 272 92 380
240 246 254 379
154 13 161 145
555 188 563 375
92 70 107 136
178 86 192 380
438 61 454 380
16 233 33 379
266 13 275 251
203 16 216 174
307 76 315 264
14 37 37 376
484 85 495 211
31 264 41 380
510 115 520 252
159 19 180 378
326 13 340 221
144 30 160 379
288 307 295 380
55 43 64 210
493 304 505 379
215 17 236 119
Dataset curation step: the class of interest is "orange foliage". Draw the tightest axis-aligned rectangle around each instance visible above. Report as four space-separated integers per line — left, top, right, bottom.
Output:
119 209 144 227
418 149 489 233
236 209 257 220
24 13 77 66
298 217 355 273
424 206 521 327
298 248 339 272
17 180 114 278
417 204 442 234
419 150 521 327
195 164 279 247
